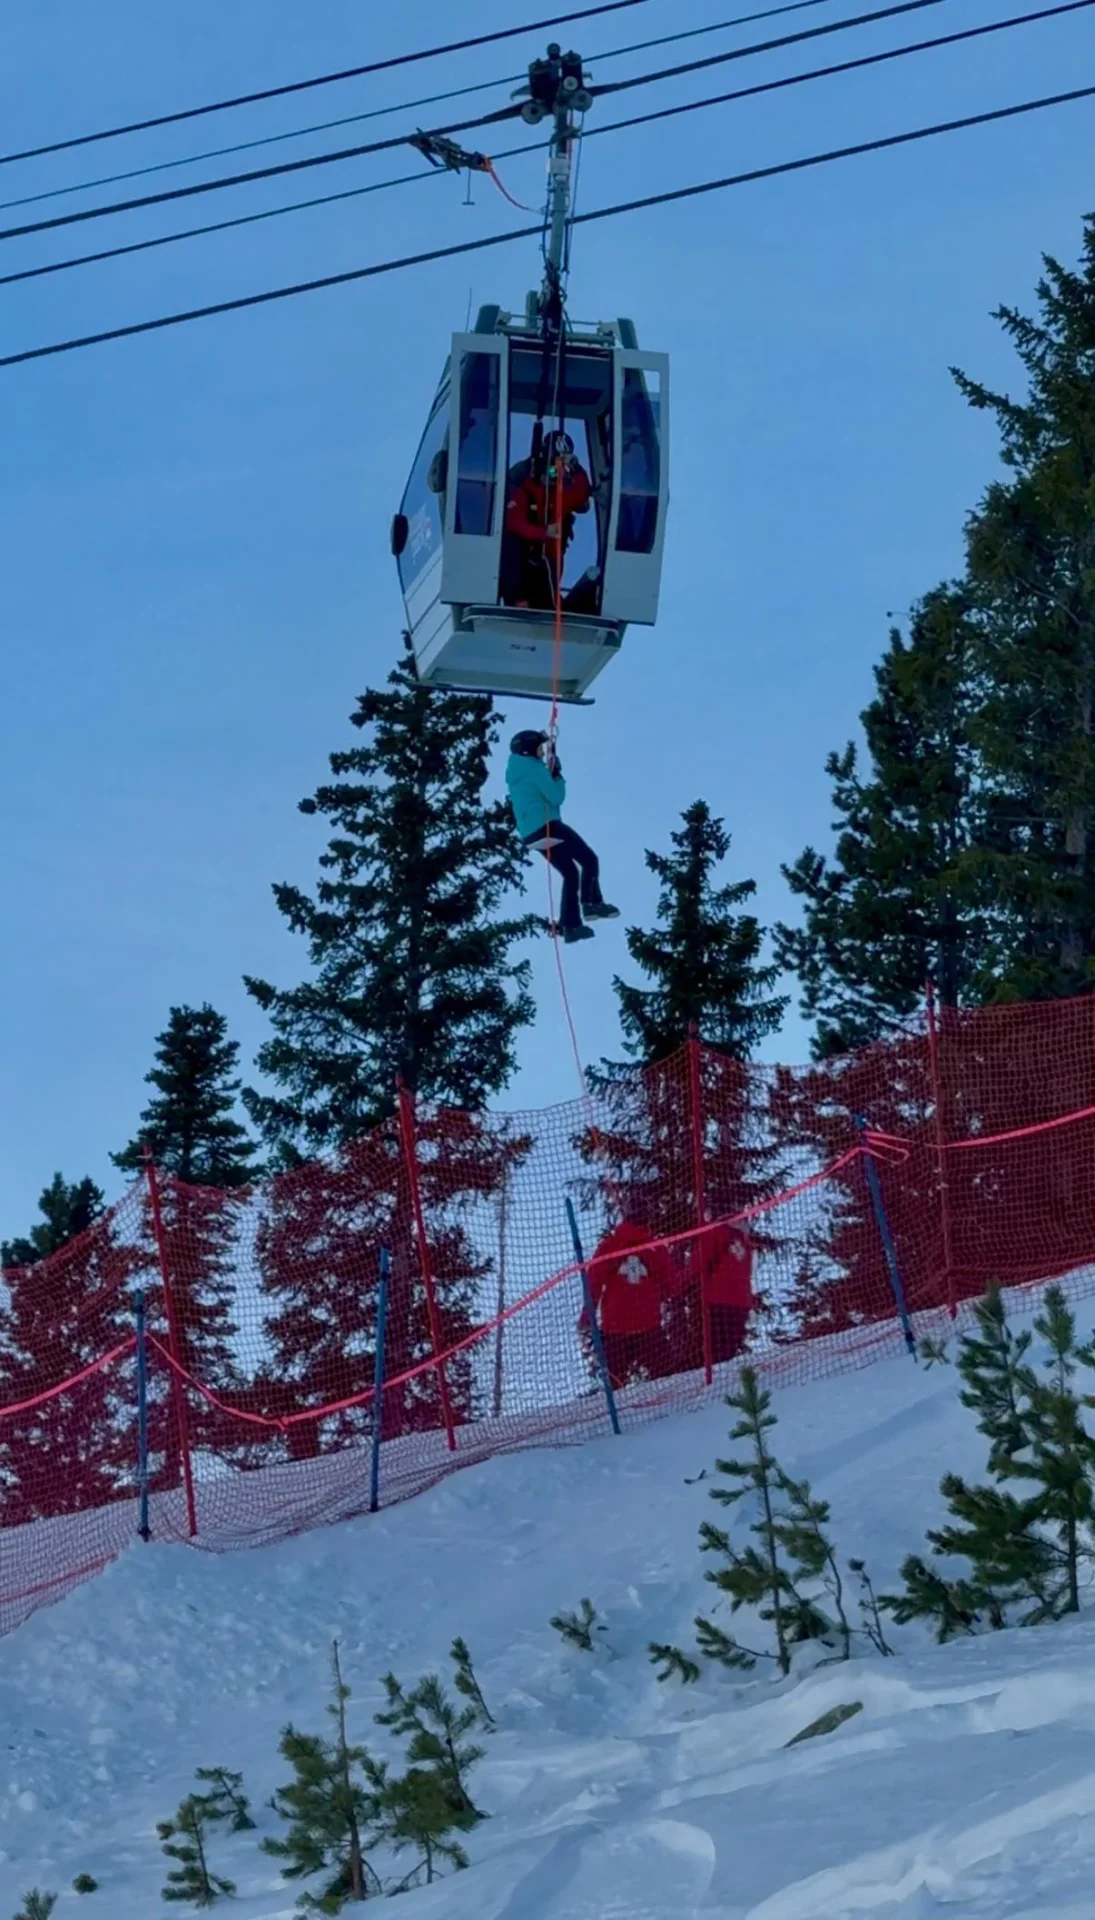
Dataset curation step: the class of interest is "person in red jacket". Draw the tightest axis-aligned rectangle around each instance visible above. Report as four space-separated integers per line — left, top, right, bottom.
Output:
694 1219 755 1365
500 431 592 610
582 1218 671 1391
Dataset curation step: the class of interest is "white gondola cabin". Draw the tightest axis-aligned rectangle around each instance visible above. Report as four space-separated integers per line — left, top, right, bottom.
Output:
392 306 669 703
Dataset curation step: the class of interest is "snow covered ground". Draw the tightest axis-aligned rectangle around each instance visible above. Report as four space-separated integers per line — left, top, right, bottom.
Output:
4 1287 1095 1919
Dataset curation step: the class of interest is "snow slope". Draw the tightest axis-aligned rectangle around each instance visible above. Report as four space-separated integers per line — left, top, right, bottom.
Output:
4 1288 1095 1919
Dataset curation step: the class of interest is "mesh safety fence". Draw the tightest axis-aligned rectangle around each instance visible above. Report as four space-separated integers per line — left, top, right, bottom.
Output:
6 999 1095 1632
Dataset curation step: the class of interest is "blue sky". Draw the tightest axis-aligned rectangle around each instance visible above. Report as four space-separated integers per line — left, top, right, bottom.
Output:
0 0 1091 1234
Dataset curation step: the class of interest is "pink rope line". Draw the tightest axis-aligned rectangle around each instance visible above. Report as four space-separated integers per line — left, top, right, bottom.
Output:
0 1337 136 1423
943 1101 1095 1151
144 1144 866 1435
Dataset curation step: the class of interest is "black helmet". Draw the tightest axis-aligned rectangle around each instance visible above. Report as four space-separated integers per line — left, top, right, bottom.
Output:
548 430 575 461
510 729 549 757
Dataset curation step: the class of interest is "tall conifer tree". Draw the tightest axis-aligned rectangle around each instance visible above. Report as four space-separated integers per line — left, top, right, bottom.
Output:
113 1005 260 1480
954 215 1095 999
242 645 536 1452
777 587 989 1057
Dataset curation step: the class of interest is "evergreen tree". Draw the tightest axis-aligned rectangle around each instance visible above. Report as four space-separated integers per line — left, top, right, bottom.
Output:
777 589 990 1056
548 1598 604 1653
244 639 537 1152
2 1174 105 1269
13 1893 57 1920
193 1767 255 1833
374 1669 486 1829
956 1287 1035 1472
449 1637 494 1731
613 801 786 1066
158 1795 236 1906
0 1198 137 1526
112 1006 260 1482
696 1368 838 1675
264 1643 382 1910
886 1285 1095 1637
584 804 788 1374
242 649 534 1450
112 1004 259 1186
372 1766 470 1891
954 215 1095 998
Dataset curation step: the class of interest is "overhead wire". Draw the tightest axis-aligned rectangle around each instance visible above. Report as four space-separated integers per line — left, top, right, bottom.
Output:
2 79 1092 370
0 0 852 217
0 0 652 169
1 0 1086 295
0 0 952 247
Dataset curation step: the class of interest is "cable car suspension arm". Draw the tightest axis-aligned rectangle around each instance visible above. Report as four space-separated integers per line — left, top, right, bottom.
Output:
408 130 538 211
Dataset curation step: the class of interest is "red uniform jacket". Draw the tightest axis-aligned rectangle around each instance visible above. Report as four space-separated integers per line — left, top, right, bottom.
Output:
586 1220 669 1336
505 467 591 546
695 1223 754 1309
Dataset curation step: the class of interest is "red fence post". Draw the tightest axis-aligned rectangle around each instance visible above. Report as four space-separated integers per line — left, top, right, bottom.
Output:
143 1148 198 1539
925 982 958 1318
396 1081 457 1453
688 1023 713 1385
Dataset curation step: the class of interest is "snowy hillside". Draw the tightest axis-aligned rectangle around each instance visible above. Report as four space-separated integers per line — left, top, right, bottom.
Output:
4 1285 1095 1919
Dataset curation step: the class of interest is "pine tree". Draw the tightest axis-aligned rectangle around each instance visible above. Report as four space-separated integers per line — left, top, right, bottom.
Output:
953 215 1095 998
648 1642 701 1684
241 645 535 1451
772 1471 853 1661
697 1368 828 1676
0 1191 137 1526
159 1796 236 1906
112 1005 259 1187
14 1893 57 1920
586 803 788 1376
613 801 786 1065
449 1637 495 1731
243 639 537 1151
374 1670 485 1829
193 1767 255 1833
372 1766 470 1892
2 1174 105 1268
777 589 989 1057
112 1006 260 1480
881 1554 980 1643
263 1644 381 1910
886 1285 1095 1635
957 1287 1035 1473
548 1598 604 1653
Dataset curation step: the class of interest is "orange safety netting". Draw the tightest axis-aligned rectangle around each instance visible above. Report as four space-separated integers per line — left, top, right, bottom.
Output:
5 998 1095 1635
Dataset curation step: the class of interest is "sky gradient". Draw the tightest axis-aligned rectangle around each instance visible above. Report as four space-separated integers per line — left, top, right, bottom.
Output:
1 0 1092 1233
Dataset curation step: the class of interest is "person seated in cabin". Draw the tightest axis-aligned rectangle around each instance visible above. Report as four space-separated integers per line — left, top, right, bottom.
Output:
505 729 618 945
499 430 592 610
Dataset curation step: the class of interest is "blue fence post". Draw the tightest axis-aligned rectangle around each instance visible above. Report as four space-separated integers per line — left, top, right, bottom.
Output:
565 1197 621 1436
855 1115 917 1359
369 1248 391 1515
134 1288 151 1541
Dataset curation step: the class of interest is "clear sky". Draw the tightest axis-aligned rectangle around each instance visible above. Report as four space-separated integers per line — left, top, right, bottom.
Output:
0 0 1091 1236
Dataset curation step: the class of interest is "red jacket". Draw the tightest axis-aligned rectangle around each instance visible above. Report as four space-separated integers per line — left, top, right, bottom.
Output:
505 467 591 546
695 1223 754 1310
586 1221 669 1337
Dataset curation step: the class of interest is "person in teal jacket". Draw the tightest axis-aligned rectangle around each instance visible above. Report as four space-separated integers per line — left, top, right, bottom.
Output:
506 730 619 944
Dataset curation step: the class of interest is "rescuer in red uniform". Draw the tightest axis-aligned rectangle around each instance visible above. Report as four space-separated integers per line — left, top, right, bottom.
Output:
500 431 592 610
582 1218 671 1390
694 1220 755 1364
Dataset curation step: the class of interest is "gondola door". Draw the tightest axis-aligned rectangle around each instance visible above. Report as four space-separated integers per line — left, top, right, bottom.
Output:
601 349 670 626
439 334 510 609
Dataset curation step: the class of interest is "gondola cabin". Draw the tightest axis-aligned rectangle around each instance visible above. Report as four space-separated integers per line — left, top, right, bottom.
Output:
392 305 669 703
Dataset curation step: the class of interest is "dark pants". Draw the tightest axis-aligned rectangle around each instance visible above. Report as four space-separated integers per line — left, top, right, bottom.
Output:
524 821 603 932
709 1305 749 1364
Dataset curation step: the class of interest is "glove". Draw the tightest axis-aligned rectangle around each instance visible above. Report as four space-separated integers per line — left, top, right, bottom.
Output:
548 754 562 780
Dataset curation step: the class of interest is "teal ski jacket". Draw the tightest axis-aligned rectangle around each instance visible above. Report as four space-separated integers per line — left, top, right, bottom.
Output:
506 752 566 840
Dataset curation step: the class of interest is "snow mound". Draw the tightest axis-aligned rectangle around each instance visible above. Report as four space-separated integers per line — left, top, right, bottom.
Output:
4 1289 1095 1918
